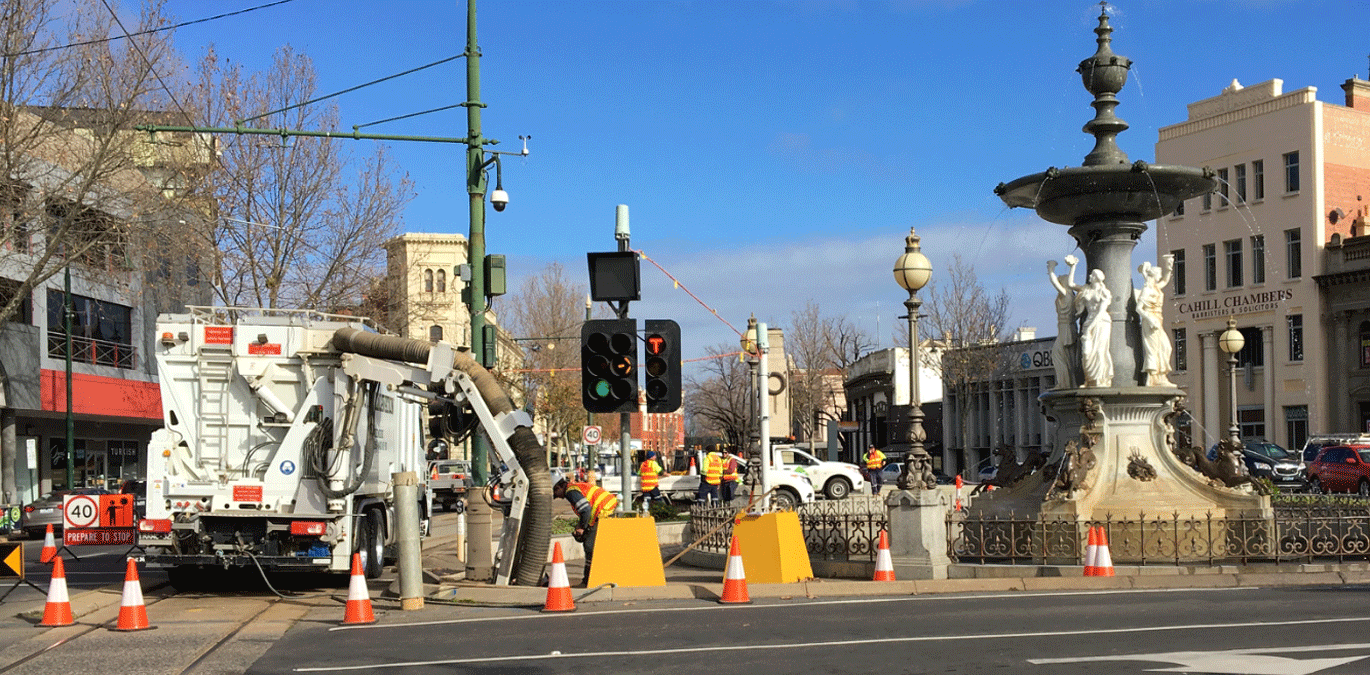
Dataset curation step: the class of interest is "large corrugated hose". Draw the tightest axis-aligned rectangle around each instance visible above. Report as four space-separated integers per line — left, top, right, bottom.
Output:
332 328 552 587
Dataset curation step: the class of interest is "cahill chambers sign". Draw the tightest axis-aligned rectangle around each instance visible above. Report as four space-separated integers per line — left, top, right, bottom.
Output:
1176 288 1294 321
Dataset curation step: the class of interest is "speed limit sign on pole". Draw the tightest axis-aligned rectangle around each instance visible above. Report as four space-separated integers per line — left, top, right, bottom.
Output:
583 425 602 446
62 494 99 529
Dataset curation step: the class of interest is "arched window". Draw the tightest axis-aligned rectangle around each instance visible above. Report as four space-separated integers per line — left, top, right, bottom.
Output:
429 325 443 342
1360 321 1370 369
436 269 446 293
424 269 434 293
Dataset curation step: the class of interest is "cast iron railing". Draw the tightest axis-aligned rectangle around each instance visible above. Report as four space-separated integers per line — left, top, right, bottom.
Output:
47 333 137 370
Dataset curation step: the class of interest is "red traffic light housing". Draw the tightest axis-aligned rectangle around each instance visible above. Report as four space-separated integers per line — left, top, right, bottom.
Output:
643 319 681 413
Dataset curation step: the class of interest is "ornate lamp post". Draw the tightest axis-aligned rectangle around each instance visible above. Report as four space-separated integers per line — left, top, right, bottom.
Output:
1218 317 1245 446
740 315 761 489
893 227 933 490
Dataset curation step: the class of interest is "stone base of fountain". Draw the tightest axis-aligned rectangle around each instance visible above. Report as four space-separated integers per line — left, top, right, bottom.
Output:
964 388 1271 563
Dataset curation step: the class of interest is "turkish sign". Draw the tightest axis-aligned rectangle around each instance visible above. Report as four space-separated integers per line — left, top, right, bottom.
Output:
1175 288 1294 321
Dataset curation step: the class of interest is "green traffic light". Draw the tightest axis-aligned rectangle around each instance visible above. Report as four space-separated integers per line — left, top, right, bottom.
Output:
593 379 612 398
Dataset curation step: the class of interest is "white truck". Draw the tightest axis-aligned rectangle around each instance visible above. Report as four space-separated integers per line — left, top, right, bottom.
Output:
603 451 816 509
428 459 473 513
772 446 868 499
140 307 552 588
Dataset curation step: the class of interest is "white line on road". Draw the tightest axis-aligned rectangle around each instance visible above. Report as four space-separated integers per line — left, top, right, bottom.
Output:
329 586 1247 632
298 590 1369 672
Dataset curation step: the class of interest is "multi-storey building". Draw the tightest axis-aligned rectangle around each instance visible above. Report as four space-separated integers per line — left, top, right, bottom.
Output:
938 331 1053 479
1156 76 1370 450
844 344 944 469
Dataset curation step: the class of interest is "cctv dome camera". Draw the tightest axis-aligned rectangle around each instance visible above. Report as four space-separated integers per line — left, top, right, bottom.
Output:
490 189 509 212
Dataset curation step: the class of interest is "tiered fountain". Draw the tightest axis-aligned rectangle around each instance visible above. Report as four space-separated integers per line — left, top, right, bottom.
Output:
975 8 1269 557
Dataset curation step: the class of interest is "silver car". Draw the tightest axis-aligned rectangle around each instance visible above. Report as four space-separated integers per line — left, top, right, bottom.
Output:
20 488 110 538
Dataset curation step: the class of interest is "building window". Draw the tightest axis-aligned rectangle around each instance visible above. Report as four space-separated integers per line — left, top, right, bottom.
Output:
1360 321 1370 369
1251 235 1265 284
1203 243 1217 291
1237 326 1263 368
424 269 434 293
0 278 32 324
1224 239 1242 288
1202 191 1212 211
1173 328 1187 372
45 290 134 369
1252 159 1264 200
436 269 446 293
1217 168 1229 206
1171 249 1186 295
1286 315 1303 362
1285 405 1308 451
1174 200 1185 217
1283 151 1299 193
429 325 442 342
1235 164 1247 204
1285 228 1302 279
1238 407 1265 441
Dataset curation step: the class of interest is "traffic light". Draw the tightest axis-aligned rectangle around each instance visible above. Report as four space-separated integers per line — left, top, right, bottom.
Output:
643 319 681 413
581 319 638 413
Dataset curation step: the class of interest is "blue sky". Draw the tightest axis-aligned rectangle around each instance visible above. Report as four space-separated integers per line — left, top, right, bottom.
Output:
143 0 1370 366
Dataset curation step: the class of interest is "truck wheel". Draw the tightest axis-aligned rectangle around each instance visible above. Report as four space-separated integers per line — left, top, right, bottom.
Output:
824 477 852 500
772 488 799 510
357 509 384 579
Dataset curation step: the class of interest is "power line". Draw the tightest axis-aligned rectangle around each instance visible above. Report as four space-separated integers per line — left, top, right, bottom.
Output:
4 0 298 58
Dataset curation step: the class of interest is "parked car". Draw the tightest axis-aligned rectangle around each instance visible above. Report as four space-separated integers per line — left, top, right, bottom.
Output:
772 446 866 499
1238 441 1306 490
120 479 147 519
1306 444 1370 495
1301 434 1370 465
20 487 111 539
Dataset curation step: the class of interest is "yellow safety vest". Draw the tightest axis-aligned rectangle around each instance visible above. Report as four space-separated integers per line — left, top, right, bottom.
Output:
570 482 618 525
865 450 886 470
639 459 661 490
723 456 739 483
703 453 724 485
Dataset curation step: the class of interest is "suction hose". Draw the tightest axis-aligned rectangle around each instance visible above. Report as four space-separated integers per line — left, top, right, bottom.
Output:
332 328 552 587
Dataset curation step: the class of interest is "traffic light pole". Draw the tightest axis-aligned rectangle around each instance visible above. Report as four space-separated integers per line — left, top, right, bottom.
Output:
615 207 633 512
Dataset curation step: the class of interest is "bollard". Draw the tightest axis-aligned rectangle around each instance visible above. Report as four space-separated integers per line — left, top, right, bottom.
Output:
392 472 424 610
455 510 467 563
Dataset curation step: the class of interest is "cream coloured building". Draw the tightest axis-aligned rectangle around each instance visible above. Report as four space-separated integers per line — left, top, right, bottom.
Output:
381 233 472 344
1155 76 1370 450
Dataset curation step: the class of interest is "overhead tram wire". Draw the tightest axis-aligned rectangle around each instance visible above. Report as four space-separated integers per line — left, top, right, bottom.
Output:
5 0 298 58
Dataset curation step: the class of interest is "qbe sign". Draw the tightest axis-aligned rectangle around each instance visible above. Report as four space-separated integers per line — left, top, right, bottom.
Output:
582 425 601 446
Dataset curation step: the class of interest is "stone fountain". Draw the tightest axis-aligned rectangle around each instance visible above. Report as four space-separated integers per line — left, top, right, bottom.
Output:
974 8 1269 547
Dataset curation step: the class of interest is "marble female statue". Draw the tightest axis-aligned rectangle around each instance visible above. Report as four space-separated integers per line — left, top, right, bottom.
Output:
1074 268 1113 388
1134 254 1174 387
1047 255 1081 388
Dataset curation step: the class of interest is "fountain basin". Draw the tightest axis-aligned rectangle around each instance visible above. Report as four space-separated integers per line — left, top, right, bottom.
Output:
995 163 1215 226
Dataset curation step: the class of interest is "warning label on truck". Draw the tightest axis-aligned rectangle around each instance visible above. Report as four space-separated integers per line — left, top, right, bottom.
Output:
232 485 263 502
247 343 282 355
204 326 234 344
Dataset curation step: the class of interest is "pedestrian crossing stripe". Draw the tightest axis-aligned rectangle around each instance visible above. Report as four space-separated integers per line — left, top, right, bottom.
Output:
0 542 21 578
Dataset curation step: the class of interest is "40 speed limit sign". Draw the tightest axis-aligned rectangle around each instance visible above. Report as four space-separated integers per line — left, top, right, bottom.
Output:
62 494 99 529
582 425 602 446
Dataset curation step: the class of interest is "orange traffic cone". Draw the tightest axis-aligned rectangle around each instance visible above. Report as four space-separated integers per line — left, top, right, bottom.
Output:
688 456 698 476
341 553 376 625
112 558 151 631
873 529 895 581
542 542 576 613
1083 526 1099 576
430 464 438 481
37 556 73 627
39 524 57 564
1095 527 1115 577
719 535 751 604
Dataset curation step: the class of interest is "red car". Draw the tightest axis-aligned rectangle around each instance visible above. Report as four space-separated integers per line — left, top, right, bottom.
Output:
1306 444 1370 495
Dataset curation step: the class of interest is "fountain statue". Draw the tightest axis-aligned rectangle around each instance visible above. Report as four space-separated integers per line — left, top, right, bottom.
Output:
974 7 1269 547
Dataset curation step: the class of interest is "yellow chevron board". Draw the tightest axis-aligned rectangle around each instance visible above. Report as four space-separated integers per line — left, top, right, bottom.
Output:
586 516 666 588
734 511 814 584
0 542 21 577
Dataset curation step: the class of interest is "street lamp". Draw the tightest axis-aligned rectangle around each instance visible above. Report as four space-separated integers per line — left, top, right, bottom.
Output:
893 227 933 490
1218 317 1245 446
740 315 762 494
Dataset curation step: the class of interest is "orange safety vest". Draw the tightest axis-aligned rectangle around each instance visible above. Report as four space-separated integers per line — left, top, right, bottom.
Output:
723 456 739 483
865 450 886 470
639 459 661 491
703 453 724 485
569 481 618 525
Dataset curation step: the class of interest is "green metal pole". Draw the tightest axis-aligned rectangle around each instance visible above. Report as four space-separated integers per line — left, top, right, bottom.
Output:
466 0 489 486
64 265 73 490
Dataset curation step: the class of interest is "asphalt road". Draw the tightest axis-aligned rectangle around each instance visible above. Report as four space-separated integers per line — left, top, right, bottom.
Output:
252 585 1370 674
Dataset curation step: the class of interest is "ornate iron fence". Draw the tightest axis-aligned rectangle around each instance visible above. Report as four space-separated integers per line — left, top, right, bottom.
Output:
799 497 887 561
951 504 1370 565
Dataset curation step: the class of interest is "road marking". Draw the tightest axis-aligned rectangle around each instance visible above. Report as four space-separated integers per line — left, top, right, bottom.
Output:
330 586 1248 632
1030 643 1370 675
298 605 1370 672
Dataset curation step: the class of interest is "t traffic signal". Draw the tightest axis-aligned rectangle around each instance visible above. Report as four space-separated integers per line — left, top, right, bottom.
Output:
643 319 681 413
581 319 638 413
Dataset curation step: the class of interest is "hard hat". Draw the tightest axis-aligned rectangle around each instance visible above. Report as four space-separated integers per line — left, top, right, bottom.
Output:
550 470 567 488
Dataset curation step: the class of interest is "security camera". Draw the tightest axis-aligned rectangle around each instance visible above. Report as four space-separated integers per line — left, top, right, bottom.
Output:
490 189 508 212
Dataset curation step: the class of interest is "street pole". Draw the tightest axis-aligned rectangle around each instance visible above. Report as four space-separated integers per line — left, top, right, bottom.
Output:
615 205 633 512
757 322 771 499
64 265 74 490
584 294 592 475
893 227 932 490
463 0 493 581
1218 317 1245 447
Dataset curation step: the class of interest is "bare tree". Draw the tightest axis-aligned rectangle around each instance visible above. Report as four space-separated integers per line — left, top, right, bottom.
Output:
786 301 855 443
921 254 1012 472
185 46 413 310
685 344 751 448
0 0 202 324
501 263 591 462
